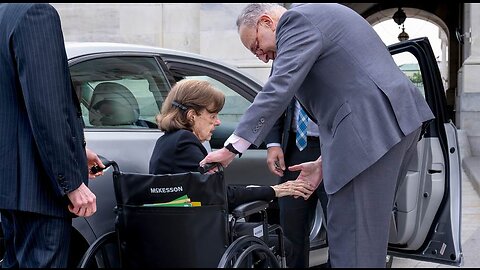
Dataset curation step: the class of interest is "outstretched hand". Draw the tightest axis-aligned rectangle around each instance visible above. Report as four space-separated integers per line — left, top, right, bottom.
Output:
289 156 323 192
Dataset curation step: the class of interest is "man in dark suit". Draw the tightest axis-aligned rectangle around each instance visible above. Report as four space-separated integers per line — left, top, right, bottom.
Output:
0 3 104 267
265 98 327 268
201 3 434 267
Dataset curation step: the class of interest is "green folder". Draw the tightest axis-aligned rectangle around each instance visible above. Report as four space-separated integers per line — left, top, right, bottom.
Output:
142 195 192 207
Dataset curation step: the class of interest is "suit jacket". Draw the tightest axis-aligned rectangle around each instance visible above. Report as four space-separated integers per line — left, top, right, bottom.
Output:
0 3 88 218
149 129 275 211
234 3 434 194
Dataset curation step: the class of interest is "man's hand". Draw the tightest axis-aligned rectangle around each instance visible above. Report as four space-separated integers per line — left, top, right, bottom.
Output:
200 147 236 171
67 183 97 217
289 156 323 195
267 146 285 177
86 148 105 179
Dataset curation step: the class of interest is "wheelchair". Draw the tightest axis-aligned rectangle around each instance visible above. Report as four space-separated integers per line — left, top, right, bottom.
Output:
77 161 287 268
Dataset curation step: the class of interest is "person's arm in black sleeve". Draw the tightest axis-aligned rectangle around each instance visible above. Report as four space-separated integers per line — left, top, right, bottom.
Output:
227 185 275 212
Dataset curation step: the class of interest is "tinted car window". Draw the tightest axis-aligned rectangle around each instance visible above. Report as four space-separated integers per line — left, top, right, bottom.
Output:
70 56 170 128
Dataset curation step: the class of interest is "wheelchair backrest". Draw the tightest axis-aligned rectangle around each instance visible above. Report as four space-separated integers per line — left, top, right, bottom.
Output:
112 169 229 268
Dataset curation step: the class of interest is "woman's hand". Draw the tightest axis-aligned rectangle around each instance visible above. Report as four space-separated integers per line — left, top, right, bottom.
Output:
272 179 315 200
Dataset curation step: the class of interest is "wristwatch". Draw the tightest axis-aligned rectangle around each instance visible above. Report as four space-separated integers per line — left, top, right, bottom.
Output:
225 143 242 157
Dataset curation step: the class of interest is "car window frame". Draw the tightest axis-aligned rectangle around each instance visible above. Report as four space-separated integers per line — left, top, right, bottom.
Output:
68 52 174 132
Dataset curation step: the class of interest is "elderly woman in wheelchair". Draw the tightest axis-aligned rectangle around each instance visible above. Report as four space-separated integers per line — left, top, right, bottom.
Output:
149 79 314 209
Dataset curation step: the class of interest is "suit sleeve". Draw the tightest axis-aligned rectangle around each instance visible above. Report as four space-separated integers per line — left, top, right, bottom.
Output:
234 10 323 147
13 4 87 196
227 186 275 211
264 113 285 145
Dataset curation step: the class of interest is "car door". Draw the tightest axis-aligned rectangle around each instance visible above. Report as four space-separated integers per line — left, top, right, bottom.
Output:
386 37 462 266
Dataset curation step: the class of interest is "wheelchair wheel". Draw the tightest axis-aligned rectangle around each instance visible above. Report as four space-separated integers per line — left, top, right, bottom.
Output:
77 231 120 268
217 235 281 268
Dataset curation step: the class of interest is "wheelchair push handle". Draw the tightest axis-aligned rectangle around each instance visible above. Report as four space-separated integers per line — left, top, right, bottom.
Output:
198 162 222 174
90 155 118 174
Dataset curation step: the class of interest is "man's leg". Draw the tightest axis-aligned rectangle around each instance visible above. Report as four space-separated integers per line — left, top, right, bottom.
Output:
1 210 19 268
316 182 329 226
279 135 321 268
0 209 71 268
313 181 330 267
327 128 421 268
279 192 318 268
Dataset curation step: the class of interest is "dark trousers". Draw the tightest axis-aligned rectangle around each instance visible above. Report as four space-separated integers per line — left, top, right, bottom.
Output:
279 133 327 268
0 209 71 268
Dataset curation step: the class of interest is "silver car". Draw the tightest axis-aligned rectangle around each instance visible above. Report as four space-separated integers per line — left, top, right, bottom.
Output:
1 38 462 267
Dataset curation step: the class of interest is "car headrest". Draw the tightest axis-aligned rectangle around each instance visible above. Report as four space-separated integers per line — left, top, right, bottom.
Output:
89 82 139 126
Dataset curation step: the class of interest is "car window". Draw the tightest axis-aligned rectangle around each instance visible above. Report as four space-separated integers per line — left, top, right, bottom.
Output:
70 56 170 129
393 52 425 97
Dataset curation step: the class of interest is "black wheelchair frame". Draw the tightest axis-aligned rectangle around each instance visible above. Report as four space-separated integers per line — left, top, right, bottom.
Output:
77 161 286 268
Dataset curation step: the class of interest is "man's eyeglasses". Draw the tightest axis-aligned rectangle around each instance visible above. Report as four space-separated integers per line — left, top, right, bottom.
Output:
250 21 261 56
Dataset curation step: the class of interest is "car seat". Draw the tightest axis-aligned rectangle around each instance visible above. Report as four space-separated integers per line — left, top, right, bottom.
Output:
89 82 142 127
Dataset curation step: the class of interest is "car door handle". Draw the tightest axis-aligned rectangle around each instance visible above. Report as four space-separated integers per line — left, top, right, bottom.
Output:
428 169 442 174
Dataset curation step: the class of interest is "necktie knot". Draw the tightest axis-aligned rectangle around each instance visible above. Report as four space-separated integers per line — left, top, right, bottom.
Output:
296 107 308 151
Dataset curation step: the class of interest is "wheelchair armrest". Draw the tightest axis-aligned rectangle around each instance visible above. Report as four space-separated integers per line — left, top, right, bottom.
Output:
232 200 269 219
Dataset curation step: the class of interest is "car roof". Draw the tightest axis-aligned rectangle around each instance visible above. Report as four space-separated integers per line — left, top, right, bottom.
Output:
64 41 265 92
65 42 217 62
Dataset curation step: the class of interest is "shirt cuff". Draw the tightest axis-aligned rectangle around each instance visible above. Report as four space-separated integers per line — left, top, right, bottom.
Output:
266 143 281 148
224 134 251 153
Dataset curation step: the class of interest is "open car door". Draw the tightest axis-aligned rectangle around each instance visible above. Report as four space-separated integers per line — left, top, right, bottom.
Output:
387 37 462 266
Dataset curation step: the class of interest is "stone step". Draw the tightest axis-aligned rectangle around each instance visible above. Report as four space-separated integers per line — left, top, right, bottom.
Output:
463 156 480 196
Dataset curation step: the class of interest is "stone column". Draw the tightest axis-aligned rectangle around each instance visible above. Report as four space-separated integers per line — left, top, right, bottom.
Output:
458 3 480 156
440 30 448 90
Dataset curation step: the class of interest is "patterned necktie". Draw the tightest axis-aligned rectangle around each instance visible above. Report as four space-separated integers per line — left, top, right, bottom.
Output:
296 106 308 151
